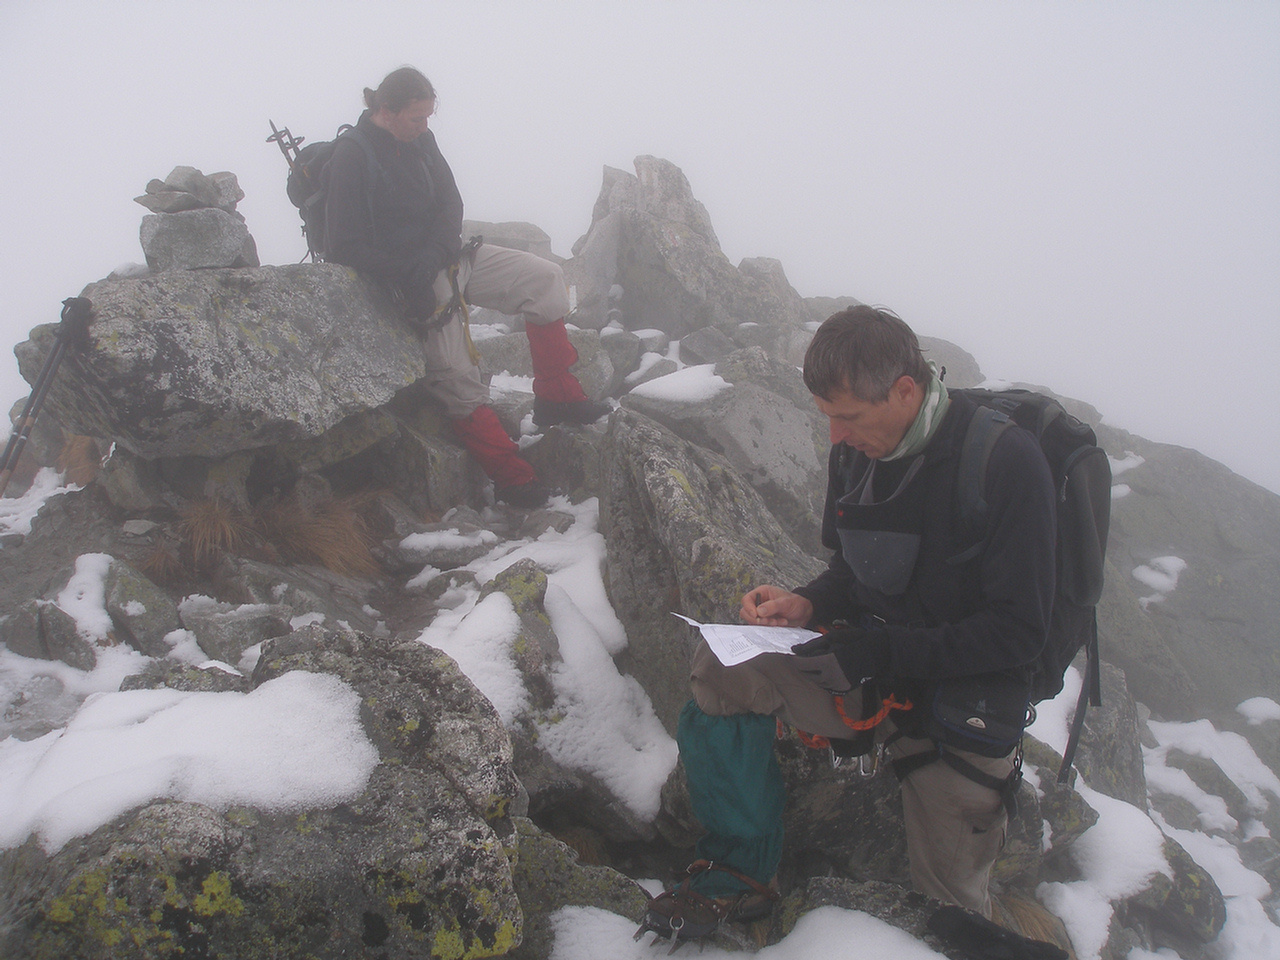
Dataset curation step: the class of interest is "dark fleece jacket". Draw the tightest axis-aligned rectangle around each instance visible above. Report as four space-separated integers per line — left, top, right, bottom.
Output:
322 111 463 290
793 393 1057 689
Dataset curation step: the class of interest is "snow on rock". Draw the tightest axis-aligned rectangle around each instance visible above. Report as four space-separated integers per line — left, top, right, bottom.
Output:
628 363 729 403
1238 696 1280 726
0 468 80 539
0 670 378 852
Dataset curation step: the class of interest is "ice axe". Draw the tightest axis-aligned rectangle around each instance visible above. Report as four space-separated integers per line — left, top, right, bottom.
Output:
0 296 93 498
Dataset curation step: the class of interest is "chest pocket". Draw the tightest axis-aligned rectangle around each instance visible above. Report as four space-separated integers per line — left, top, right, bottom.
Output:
835 456 927 597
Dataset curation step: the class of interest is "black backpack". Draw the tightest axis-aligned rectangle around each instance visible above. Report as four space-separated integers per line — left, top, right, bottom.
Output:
952 387 1112 780
269 121 380 261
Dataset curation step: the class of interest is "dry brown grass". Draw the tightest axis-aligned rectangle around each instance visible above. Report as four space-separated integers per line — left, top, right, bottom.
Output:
547 825 607 866
138 540 187 587
256 494 380 578
56 434 101 486
179 498 257 569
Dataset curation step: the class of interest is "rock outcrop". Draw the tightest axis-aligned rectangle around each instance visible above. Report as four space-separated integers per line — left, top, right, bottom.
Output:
0 626 528 960
565 156 813 341
15 266 419 462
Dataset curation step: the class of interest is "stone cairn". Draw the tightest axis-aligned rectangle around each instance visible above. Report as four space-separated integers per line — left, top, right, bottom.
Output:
135 165 259 271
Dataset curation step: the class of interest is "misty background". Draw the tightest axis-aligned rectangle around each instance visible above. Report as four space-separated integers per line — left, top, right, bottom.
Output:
1 1 1277 493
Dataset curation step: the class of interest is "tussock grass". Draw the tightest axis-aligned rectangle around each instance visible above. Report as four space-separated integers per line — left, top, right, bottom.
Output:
256 494 380 578
138 540 186 587
173 490 383 579
178 498 257 569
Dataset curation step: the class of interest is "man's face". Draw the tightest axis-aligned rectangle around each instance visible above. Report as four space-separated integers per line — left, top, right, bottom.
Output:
814 377 923 459
378 98 436 142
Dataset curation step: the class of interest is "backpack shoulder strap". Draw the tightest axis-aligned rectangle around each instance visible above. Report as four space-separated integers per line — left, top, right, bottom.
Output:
1056 612 1101 783
956 403 1015 535
335 125 381 181
333 125 384 233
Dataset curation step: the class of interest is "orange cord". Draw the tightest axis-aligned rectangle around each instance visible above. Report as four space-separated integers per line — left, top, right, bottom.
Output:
786 693 914 751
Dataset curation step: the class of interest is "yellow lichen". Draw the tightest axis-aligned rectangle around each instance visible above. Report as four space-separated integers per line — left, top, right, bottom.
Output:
192 871 244 917
665 468 696 499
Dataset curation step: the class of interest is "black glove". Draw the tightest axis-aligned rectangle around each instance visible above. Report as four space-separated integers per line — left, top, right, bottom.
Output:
791 631 859 693
403 260 440 323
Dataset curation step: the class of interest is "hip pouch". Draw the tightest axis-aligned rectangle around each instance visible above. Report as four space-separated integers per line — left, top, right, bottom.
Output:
927 672 1031 758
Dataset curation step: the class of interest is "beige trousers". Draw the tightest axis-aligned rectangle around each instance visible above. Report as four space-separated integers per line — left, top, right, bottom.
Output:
420 243 572 417
690 640 1012 917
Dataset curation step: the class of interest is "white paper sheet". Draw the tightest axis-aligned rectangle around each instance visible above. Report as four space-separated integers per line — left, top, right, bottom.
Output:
672 613 821 667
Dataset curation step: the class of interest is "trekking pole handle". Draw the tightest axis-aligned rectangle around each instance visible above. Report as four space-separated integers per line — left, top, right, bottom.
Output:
57 297 93 346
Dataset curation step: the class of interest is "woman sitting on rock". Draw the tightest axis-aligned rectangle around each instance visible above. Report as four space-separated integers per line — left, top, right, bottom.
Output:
323 66 608 507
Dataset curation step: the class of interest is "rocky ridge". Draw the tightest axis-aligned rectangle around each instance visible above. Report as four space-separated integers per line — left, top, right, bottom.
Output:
1 156 1278 959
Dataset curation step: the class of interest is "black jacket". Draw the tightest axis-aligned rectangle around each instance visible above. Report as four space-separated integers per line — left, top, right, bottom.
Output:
322 111 463 290
794 393 1057 691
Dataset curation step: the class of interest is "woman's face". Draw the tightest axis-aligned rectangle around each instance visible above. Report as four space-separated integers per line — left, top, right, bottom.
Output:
376 98 436 142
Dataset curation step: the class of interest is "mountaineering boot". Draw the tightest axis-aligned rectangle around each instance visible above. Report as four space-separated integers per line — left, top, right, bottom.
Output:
532 396 612 428
451 405 539 494
926 905 1068 960
494 477 550 508
524 318 611 427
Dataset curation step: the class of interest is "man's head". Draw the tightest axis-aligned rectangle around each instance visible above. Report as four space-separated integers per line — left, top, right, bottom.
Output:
803 305 932 458
365 67 437 142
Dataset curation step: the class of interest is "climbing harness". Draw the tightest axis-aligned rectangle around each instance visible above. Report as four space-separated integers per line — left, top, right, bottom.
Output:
426 235 484 362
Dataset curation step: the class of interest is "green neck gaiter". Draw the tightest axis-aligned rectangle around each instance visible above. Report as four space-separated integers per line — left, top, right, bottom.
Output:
880 364 950 462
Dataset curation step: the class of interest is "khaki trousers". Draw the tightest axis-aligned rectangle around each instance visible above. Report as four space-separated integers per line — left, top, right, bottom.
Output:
420 243 572 417
690 640 1012 917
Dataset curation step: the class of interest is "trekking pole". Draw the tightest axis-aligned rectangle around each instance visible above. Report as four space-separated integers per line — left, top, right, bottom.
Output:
0 297 93 499
266 120 305 172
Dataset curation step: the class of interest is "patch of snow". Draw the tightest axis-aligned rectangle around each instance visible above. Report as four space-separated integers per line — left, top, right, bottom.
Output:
628 363 729 403
1132 556 1186 594
623 350 668 385
417 591 528 726
0 671 379 853
550 904 950 959
0 468 80 539
1146 717 1280 814
162 629 207 666
1238 696 1280 726
401 528 499 553
1038 785 1170 960
52 553 115 642
490 372 534 394
467 322 513 341
1108 452 1145 477
236 642 261 670
1133 556 1187 607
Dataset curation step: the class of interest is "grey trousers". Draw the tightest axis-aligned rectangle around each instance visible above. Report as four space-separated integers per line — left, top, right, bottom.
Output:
420 243 572 418
690 640 1012 917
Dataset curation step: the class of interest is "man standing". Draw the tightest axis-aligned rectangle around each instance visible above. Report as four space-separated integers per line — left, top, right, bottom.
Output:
643 305 1057 941
324 67 608 507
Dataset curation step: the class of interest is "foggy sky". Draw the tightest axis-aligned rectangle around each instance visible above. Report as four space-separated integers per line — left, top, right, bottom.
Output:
2 1 1277 492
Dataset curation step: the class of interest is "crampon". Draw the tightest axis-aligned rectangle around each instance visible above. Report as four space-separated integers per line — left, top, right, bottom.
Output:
633 860 777 953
